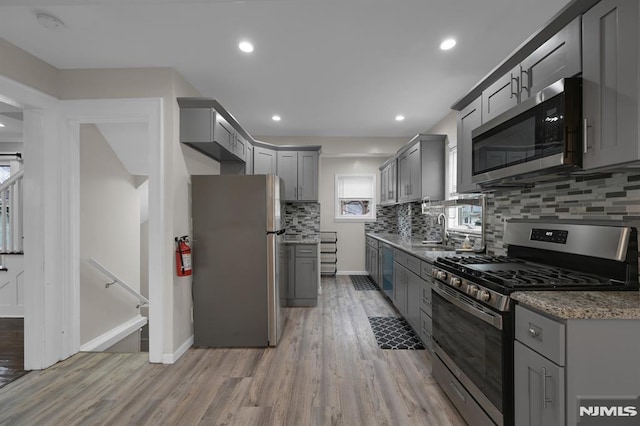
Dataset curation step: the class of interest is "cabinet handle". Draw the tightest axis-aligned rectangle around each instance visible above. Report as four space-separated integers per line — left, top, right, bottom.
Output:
298 186 302 198
528 327 539 338
510 73 520 100
520 67 529 97
583 118 592 154
542 367 552 408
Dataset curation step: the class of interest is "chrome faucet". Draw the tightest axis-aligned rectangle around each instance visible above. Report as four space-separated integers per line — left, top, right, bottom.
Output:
437 213 448 245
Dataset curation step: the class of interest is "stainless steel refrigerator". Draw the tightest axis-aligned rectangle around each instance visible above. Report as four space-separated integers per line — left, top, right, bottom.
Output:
191 174 287 347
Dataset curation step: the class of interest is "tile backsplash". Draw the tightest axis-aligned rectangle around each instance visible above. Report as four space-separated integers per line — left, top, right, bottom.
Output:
366 172 640 256
485 172 640 255
283 202 320 238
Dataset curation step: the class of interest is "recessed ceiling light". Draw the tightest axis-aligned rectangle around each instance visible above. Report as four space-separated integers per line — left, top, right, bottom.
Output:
440 38 456 51
272 115 281 122
395 115 405 122
239 41 254 53
36 12 66 31
0 123 5 128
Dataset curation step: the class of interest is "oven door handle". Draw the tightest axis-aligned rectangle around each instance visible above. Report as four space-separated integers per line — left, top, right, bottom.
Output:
433 285 503 330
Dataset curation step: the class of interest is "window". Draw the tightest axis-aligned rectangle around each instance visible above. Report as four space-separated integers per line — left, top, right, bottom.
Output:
335 174 376 221
448 146 457 197
0 165 10 185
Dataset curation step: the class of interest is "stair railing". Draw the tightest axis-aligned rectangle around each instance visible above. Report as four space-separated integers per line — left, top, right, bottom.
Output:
87 257 149 308
0 169 23 253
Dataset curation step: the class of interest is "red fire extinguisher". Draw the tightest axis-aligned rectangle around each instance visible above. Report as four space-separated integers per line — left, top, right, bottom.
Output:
175 236 192 277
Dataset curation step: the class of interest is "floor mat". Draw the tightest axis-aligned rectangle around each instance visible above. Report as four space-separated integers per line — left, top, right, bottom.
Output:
368 317 425 350
350 275 379 291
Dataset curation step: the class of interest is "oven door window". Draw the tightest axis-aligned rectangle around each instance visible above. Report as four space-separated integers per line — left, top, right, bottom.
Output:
432 291 504 413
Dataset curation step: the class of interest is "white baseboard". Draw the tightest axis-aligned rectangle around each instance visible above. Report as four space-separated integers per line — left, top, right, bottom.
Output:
337 271 368 275
80 315 148 352
162 334 194 364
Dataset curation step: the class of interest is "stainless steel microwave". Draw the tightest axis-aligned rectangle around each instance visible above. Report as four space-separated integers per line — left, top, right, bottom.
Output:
471 78 582 187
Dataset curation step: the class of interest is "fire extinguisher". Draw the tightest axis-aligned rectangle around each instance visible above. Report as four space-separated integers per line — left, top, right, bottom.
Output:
175 235 192 277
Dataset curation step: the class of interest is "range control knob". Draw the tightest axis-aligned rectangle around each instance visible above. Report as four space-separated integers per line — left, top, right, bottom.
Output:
467 285 478 297
431 268 438 277
478 290 491 302
437 271 448 281
451 277 462 288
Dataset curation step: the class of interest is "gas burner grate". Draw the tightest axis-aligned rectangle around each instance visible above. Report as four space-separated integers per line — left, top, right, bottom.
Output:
489 268 608 287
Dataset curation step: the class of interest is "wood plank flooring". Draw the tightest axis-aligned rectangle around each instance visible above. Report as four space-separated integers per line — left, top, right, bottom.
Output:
0 276 464 425
0 318 26 389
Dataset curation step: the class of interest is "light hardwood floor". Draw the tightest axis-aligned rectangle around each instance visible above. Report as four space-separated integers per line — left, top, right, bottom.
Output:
0 276 464 425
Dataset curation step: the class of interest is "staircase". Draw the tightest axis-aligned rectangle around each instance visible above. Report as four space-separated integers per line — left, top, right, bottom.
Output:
0 169 24 317
0 169 23 254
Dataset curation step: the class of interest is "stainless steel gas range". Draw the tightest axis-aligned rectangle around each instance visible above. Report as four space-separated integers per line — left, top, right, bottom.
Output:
430 220 639 426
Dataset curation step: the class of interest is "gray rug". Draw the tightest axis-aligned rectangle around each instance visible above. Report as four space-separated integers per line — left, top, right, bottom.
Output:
368 317 425 350
350 275 379 291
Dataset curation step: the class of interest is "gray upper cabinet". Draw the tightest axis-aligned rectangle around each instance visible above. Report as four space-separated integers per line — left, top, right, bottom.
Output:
246 144 254 174
520 17 581 99
482 66 520 123
388 134 445 204
297 151 319 201
277 151 298 200
582 0 639 170
481 17 581 123
253 146 277 175
180 107 245 163
420 135 445 200
277 150 319 201
457 97 482 194
379 159 397 205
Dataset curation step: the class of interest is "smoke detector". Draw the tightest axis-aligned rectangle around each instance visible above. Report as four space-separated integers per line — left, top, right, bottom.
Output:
36 13 65 31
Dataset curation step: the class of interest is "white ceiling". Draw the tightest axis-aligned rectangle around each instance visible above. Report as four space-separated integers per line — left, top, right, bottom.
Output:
0 0 571 138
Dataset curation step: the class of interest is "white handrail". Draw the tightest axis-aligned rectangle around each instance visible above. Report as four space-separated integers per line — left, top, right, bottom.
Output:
0 169 23 253
87 257 149 308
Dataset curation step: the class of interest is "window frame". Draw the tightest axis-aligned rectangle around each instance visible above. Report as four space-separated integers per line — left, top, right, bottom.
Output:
334 174 377 222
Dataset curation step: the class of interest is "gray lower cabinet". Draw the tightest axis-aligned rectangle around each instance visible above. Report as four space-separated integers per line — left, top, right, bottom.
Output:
582 0 639 170
392 252 425 334
365 242 379 285
515 341 565 426
254 146 277 175
392 263 408 316
405 270 421 333
514 304 640 426
287 244 318 306
457 97 482 193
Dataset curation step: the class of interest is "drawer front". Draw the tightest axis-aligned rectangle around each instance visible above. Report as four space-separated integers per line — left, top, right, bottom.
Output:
433 357 496 426
295 244 318 258
421 261 434 280
394 249 408 266
515 305 565 366
366 236 379 249
405 254 422 276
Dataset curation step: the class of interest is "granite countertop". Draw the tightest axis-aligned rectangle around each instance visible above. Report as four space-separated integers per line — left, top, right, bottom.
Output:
366 232 472 263
282 236 320 245
511 291 640 320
